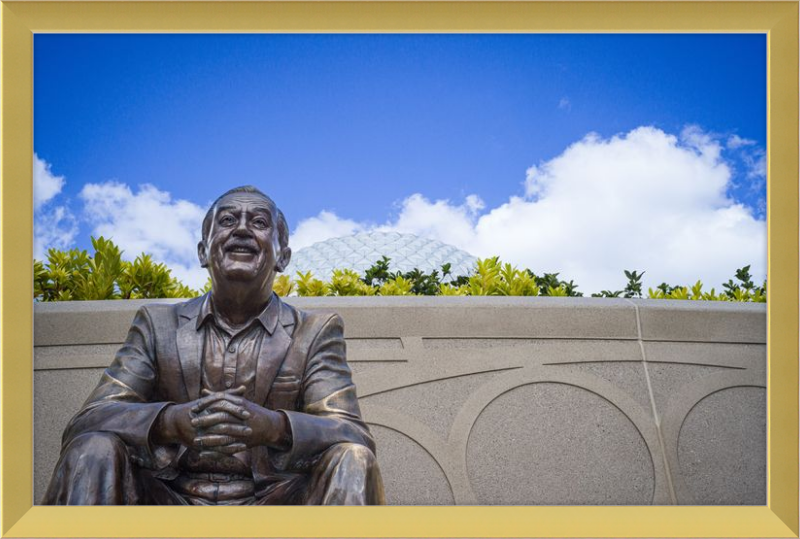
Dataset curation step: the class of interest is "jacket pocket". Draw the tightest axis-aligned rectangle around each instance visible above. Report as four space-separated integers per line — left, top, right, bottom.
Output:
268 375 302 410
271 375 301 391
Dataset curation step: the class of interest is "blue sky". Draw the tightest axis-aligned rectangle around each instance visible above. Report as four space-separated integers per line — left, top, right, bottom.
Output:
33 34 767 292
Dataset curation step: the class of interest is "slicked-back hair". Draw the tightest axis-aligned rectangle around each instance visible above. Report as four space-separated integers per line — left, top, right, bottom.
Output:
201 186 289 250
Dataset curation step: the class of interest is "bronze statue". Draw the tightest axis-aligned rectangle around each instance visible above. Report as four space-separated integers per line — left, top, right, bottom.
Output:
43 186 385 505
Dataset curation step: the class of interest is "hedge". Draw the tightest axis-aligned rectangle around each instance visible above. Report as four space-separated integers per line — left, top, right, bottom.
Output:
34 237 766 302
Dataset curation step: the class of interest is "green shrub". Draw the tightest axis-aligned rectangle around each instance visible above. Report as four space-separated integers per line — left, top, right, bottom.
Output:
647 265 765 303
34 237 766 303
35 236 199 301
378 275 414 296
273 274 294 297
295 271 330 297
330 269 376 296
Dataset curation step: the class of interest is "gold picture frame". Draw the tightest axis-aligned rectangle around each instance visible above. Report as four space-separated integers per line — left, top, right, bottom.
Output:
2 2 797 537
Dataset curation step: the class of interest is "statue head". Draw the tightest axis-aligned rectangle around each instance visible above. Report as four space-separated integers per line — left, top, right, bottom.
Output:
197 186 291 290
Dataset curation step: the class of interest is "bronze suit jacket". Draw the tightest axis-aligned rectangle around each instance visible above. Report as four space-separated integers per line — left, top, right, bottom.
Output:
61 293 374 496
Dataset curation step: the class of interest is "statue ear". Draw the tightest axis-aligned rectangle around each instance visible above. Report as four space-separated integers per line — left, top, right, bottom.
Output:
198 241 209 268
276 246 291 273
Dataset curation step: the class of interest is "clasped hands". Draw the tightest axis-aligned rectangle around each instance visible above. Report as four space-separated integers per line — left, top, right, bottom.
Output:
156 385 289 455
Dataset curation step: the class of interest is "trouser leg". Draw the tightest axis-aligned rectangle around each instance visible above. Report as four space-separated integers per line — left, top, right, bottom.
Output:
42 432 140 505
303 443 386 505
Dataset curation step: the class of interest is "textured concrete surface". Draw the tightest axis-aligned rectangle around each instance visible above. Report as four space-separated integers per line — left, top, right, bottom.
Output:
644 341 766 372
631 299 766 343
35 298 179 346
548 361 653 414
34 367 105 503
361 370 507 439
677 387 766 505
646 362 734 416
34 343 121 370
467 383 654 505
36 296 642 344
33 298 766 505
370 425 455 505
422 338 642 364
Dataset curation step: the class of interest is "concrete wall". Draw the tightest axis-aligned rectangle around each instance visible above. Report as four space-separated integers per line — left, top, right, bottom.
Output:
34 297 766 505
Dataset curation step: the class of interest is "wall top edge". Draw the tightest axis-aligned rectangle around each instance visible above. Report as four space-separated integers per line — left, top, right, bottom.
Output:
33 296 766 314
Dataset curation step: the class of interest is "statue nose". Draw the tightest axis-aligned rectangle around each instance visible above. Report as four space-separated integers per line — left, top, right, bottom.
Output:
232 222 255 237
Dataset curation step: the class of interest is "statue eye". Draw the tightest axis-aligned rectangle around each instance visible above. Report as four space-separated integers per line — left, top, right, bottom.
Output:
252 217 269 228
219 215 235 226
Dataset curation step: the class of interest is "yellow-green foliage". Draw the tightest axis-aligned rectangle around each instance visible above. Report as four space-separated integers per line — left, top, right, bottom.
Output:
330 269 376 296
34 238 765 303
273 274 294 297
439 283 468 296
201 277 213 294
295 271 330 297
35 236 198 301
464 258 542 296
378 276 414 296
468 257 502 295
546 285 569 297
498 263 539 296
647 275 766 303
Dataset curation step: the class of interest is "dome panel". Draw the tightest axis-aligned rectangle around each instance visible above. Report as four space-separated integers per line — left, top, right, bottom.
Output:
284 231 478 281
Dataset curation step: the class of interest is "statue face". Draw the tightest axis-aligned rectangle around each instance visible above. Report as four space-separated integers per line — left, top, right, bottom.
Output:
199 192 288 286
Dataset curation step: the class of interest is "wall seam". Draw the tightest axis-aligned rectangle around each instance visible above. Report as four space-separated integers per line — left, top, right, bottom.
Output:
625 298 678 505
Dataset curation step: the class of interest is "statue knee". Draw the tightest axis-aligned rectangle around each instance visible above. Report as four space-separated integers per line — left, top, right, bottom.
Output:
44 432 134 505
309 443 384 505
325 443 377 468
62 432 128 463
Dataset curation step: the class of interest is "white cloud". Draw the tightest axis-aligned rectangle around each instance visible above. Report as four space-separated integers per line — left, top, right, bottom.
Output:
80 182 209 289
726 134 756 149
34 205 78 261
33 154 77 259
290 210 366 250
558 97 571 111
291 195 487 252
743 149 766 180
33 153 66 209
376 193 485 248
290 126 766 294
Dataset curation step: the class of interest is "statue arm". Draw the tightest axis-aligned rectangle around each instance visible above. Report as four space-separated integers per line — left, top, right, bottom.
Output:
62 306 176 470
272 313 375 470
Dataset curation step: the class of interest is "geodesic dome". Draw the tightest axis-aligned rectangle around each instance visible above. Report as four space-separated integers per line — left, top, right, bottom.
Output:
284 231 477 280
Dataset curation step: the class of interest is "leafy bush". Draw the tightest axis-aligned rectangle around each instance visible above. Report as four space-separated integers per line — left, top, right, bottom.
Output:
330 269 376 296
35 236 199 301
34 237 766 303
273 274 295 297
647 265 765 303
591 270 644 298
294 271 330 297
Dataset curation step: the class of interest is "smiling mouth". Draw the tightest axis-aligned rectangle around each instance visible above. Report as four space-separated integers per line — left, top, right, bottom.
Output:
225 245 258 255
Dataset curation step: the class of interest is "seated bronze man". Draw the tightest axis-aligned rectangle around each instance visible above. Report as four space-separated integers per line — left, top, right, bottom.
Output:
44 186 385 505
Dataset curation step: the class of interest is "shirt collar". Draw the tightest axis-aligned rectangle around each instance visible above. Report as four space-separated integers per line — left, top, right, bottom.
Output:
196 292 280 335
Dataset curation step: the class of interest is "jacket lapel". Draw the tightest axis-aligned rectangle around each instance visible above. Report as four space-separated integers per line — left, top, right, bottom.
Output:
175 293 295 404
176 295 204 401
253 300 295 405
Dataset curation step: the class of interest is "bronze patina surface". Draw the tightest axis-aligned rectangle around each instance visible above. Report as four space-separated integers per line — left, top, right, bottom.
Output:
43 186 385 505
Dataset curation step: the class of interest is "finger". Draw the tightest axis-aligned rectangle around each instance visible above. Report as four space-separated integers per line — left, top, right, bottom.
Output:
201 385 244 398
191 411 244 429
203 423 253 437
194 434 240 448
226 385 247 396
202 400 250 420
197 393 245 412
205 443 248 455
218 393 245 405
192 392 232 413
